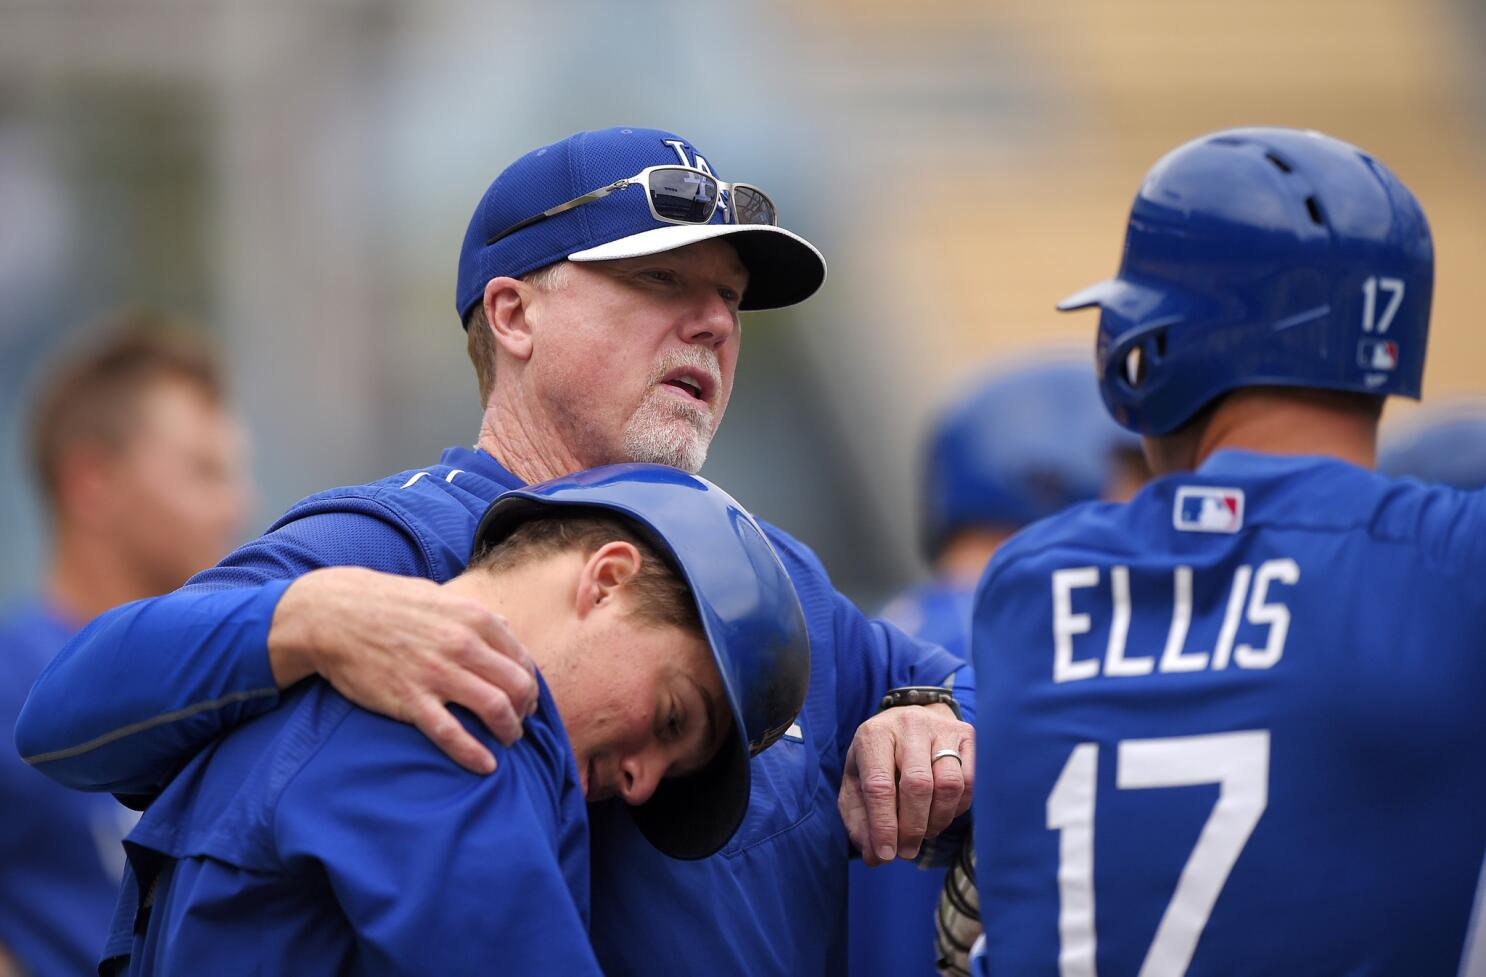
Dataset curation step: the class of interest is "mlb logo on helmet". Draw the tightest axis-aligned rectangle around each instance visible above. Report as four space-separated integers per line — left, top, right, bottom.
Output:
1173 486 1245 533
1358 338 1399 371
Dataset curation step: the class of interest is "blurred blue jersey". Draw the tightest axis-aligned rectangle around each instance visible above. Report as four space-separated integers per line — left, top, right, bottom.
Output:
0 600 134 977
973 450 1486 976
848 580 973 977
18 446 962 977
100 673 594 976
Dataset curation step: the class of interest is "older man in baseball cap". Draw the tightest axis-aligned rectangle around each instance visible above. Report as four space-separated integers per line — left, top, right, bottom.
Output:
21 127 973 977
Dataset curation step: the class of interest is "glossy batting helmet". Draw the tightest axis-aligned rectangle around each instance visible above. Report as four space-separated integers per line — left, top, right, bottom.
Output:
1379 402 1486 489
1058 127 1434 436
922 357 1138 558
473 463 810 860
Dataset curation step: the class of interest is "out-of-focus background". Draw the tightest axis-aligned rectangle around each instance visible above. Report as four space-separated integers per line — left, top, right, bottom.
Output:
2 0 1484 606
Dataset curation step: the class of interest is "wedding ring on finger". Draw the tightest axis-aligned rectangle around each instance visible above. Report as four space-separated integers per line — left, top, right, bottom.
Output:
931 748 963 766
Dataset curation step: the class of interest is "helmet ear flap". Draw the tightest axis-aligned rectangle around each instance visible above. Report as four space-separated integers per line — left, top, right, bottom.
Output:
1099 321 1179 434
1106 325 1169 394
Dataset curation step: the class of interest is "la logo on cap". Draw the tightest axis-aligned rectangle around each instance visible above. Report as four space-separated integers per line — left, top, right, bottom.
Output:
1173 486 1244 533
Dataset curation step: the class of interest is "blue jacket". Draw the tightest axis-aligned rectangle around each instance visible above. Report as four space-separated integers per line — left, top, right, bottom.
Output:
0 600 135 977
973 452 1486 975
848 580 976 977
18 446 964 976
102 673 593 975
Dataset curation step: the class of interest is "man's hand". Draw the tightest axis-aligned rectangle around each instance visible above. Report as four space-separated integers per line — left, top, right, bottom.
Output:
839 702 974 866
268 567 538 774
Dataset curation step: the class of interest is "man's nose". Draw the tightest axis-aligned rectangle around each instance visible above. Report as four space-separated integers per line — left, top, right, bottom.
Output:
678 290 737 348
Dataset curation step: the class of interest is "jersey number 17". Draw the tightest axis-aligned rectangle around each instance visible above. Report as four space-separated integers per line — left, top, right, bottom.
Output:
1046 730 1270 977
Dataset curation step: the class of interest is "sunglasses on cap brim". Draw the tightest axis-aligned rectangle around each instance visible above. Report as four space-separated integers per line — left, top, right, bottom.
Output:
485 165 778 247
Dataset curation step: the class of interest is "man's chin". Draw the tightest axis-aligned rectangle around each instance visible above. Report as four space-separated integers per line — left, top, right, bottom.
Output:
621 424 713 473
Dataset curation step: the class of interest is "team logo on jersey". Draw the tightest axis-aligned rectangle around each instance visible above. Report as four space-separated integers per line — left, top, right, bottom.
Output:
1357 338 1399 371
1173 486 1244 533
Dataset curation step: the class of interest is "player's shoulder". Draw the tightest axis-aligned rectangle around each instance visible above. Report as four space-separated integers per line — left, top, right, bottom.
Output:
124 680 357 868
983 496 1145 589
985 451 1486 588
299 672 578 818
275 447 513 525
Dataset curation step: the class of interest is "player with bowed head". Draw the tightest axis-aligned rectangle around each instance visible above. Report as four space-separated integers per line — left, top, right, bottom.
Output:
970 127 1486 975
97 465 810 975
0 324 249 977
19 127 973 977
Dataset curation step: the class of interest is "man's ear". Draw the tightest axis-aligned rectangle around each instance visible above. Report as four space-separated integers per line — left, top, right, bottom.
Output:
484 276 536 362
574 541 643 618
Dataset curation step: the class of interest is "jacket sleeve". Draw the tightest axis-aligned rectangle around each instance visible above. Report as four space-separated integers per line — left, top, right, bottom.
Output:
761 525 967 759
15 506 429 796
273 707 603 977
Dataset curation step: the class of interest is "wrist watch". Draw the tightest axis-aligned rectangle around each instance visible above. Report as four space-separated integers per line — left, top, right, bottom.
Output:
878 685 963 721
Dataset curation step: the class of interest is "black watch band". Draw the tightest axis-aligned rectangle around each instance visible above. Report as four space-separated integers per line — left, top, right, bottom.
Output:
878 685 963 721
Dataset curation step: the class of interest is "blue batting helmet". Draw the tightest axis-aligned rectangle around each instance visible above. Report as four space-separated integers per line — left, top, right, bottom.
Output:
1379 402 1486 489
922 357 1139 557
1058 127 1434 436
473 463 810 860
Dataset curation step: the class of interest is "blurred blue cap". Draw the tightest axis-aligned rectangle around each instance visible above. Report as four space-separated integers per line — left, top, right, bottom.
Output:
923 356 1139 556
1379 402 1486 489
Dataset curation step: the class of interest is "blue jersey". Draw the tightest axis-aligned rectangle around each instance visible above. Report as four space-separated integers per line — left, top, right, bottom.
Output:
99 672 593 976
16 446 963 977
847 580 974 977
972 450 1486 976
0 599 135 977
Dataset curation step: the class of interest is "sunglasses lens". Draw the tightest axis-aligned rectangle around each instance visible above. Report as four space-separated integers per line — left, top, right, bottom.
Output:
647 168 718 223
731 186 777 226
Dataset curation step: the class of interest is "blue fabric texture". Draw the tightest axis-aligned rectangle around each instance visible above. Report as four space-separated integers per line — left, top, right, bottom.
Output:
974 451 1486 974
17 446 962 976
846 580 976 977
100 674 595 976
0 599 137 977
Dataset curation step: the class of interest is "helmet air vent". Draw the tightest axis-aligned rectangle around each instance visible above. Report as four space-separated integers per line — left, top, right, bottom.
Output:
1305 196 1325 226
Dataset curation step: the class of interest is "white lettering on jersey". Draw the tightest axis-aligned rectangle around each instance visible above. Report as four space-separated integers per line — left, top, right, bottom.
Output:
1233 558 1298 669
1103 566 1151 677
1053 567 1101 684
1158 566 1208 673
1049 559 1299 682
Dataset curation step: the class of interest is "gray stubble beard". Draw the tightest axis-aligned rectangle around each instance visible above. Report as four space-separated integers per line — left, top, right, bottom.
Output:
620 391 715 473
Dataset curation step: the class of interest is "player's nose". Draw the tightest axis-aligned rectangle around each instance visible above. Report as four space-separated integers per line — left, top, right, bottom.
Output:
617 753 663 806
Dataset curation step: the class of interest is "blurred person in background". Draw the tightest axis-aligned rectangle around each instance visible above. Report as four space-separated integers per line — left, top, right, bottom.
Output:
848 356 1146 977
1378 400 1486 488
0 321 250 977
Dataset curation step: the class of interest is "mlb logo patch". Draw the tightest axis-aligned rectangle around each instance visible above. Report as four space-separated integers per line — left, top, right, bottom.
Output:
1358 338 1399 371
1173 486 1244 533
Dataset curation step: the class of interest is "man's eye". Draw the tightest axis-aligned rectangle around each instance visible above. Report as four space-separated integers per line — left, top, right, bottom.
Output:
643 269 677 284
667 707 682 739
718 287 741 305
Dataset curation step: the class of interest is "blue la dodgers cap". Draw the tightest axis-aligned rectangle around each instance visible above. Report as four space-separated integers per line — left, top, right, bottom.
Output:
456 127 827 323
